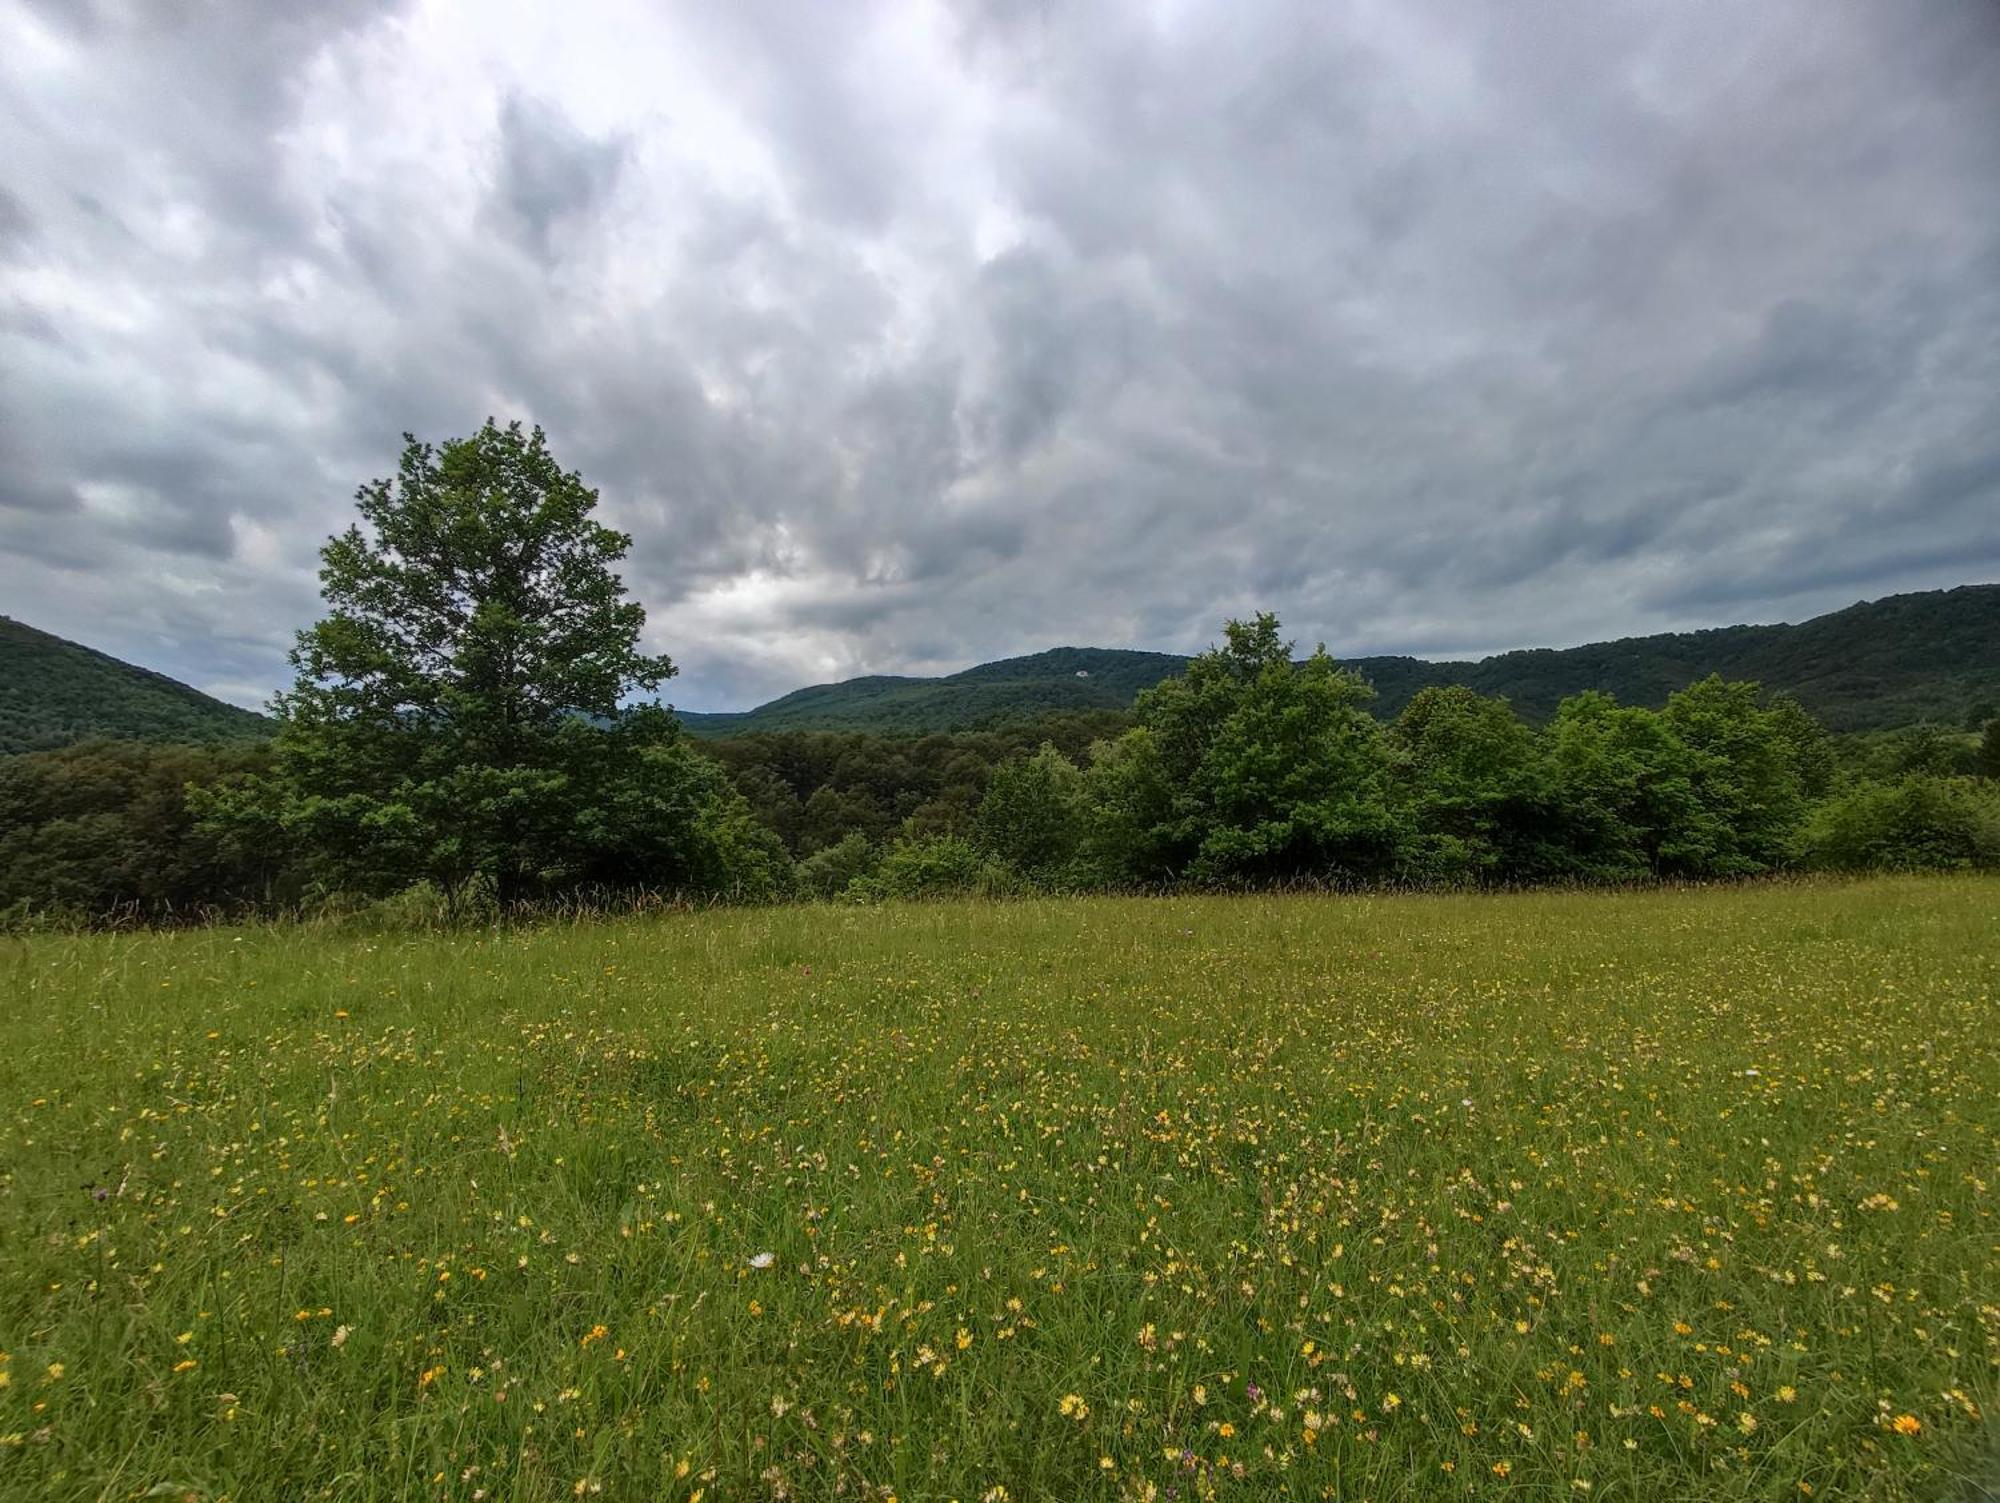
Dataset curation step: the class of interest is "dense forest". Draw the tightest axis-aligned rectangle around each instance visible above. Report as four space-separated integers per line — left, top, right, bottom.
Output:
677 648 1192 736
1 616 270 754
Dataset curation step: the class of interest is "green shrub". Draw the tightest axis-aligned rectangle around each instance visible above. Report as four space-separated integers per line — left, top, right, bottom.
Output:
797 832 878 899
847 834 1019 901
1793 775 2000 871
356 876 496 929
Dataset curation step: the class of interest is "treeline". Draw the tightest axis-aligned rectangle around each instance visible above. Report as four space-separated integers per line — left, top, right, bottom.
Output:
5 616 1997 923
743 615 2000 900
5 420 1996 925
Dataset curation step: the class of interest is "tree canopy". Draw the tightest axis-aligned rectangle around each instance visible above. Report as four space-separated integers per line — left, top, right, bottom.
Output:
195 421 780 905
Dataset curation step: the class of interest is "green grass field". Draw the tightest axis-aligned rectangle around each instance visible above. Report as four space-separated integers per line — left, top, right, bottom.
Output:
2 878 1995 1501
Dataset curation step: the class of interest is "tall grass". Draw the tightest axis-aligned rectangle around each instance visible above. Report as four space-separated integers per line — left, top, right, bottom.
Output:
1 877 1994 1500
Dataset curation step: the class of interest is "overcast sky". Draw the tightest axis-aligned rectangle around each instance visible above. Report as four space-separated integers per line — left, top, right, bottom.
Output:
3 1 1998 712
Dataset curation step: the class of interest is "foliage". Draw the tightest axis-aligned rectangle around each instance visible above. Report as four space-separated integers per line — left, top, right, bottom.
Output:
12 597 1999 917
2 879 1994 1499
1658 675 1813 874
973 742 1087 883
1831 724 1981 783
1884 724 1979 778
614 738 794 902
1792 775 2000 872
0 616 269 756
1114 614 1400 883
703 713 1127 857
357 875 497 930
1072 727 1178 886
195 421 777 905
0 739 284 917
795 831 878 899
1371 582 2000 731
678 647 1189 737
7 586 1998 763
848 833 1018 901
1765 693 1837 799
1540 692 1684 879
1387 686 1559 882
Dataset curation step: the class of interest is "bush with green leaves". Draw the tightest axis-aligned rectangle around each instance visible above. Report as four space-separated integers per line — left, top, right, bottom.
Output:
0 739 285 918
796 832 878 900
1658 676 1815 874
1081 614 1402 885
847 834 1019 901
1541 681 1815 880
1792 775 2000 871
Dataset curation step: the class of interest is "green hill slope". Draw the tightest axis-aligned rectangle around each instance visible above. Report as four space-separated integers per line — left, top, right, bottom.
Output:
6 584 1993 754
678 647 1191 737
0 617 270 755
680 584 2000 736
1344 584 2000 729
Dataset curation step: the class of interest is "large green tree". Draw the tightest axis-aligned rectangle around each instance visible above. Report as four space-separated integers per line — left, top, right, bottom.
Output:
974 742 1087 883
200 420 783 905
1542 692 1712 879
1087 615 1400 883
1660 675 1812 873
1388 685 1559 882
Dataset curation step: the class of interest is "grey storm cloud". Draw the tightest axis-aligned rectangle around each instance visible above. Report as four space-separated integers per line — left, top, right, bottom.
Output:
0 184 32 249
1 0 1998 711
492 93 631 262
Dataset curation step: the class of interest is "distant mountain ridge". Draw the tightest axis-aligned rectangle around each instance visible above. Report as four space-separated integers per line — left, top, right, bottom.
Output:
678 584 2000 737
677 646 1191 737
4 584 1995 756
0 617 270 755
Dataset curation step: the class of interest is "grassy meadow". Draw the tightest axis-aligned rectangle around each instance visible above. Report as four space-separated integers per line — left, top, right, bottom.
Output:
1 878 1995 1502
